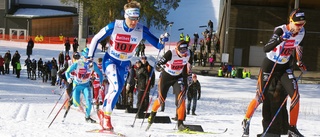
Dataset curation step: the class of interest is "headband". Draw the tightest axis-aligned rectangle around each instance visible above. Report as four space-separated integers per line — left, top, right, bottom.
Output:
124 8 140 18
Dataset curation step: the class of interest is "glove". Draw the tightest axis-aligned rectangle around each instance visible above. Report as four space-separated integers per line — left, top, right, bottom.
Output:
100 85 104 91
159 33 169 44
155 63 163 72
67 78 73 84
198 95 201 100
297 61 307 72
126 84 130 92
282 31 292 40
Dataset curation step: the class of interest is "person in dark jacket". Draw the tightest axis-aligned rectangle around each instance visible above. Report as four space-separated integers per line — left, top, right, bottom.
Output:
4 50 11 74
125 64 136 108
72 38 79 52
42 62 49 83
187 74 201 115
37 58 43 78
135 60 149 114
58 52 64 69
12 51 21 74
64 37 71 55
26 38 34 58
31 59 37 80
25 58 32 79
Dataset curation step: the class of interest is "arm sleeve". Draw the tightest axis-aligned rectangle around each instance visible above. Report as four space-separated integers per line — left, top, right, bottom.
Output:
263 28 283 52
88 22 115 58
65 63 77 80
157 51 172 65
142 26 163 50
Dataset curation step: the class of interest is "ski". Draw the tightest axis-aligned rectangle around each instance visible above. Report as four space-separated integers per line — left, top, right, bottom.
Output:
86 129 126 137
175 128 228 134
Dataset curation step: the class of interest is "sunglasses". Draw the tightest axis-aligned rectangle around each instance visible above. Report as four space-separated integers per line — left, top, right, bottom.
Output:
179 47 188 53
290 18 306 27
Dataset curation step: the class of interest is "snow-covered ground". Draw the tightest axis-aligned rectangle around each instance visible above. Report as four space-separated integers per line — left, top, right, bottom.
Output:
0 41 319 137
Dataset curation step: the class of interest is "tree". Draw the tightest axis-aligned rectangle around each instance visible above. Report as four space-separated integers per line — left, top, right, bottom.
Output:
60 0 181 33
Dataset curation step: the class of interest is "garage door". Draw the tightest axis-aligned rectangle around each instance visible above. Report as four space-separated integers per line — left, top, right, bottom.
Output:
249 46 265 66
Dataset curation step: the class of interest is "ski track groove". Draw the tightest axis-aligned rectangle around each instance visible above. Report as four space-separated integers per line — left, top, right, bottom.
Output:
11 104 23 120
15 104 30 122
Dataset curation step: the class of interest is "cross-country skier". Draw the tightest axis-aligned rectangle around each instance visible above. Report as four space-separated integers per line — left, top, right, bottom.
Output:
87 1 166 131
242 9 307 137
65 48 104 123
148 40 193 131
91 57 106 109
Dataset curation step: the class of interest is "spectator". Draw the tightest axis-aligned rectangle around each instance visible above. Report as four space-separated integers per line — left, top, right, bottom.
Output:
135 60 149 115
0 55 4 75
12 50 21 74
42 62 49 83
208 19 213 34
179 32 184 41
187 74 201 115
37 58 43 78
26 38 34 58
31 59 37 80
51 65 57 86
140 40 146 57
65 53 71 62
58 52 64 69
73 38 79 52
231 67 237 78
208 54 214 68
4 50 11 74
25 58 32 79
193 32 199 47
125 64 136 108
64 37 71 55
185 34 190 45
16 60 21 78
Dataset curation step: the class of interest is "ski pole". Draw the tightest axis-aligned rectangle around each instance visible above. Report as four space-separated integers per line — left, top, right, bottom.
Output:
261 71 304 137
246 40 287 127
48 98 68 128
47 90 66 119
140 84 158 128
131 50 161 128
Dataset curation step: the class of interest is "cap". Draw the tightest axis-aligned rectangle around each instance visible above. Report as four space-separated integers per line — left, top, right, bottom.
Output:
81 48 89 58
192 73 197 78
290 9 305 22
73 52 80 60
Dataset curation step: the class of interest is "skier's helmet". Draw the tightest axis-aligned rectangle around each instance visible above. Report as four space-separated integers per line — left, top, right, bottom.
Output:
81 48 89 58
73 52 80 60
176 40 189 57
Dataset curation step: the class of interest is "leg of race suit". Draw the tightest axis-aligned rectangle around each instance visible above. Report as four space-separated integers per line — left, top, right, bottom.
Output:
83 86 93 118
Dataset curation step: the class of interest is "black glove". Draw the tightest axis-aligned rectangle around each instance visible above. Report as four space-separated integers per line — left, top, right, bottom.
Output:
156 63 163 72
198 94 201 100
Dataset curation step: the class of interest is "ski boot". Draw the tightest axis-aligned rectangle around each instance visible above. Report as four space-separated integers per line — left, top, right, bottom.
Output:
288 126 304 137
85 116 96 123
242 118 250 136
146 111 157 131
177 120 189 131
100 115 113 131
192 111 197 115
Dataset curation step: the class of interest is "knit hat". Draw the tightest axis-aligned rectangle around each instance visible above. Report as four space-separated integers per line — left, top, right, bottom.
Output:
290 9 305 22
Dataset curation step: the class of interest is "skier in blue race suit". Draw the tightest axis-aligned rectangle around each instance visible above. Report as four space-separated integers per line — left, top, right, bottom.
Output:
88 1 167 131
65 48 104 123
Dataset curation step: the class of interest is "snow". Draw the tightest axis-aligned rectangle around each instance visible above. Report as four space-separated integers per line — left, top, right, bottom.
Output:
1 0 320 136
0 41 320 137
12 8 75 17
